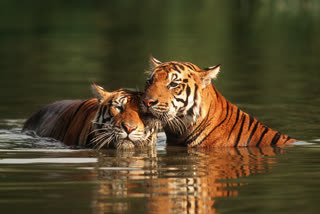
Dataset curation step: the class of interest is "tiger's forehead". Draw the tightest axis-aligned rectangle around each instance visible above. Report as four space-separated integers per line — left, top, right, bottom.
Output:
112 94 128 105
151 61 200 80
101 90 140 106
154 62 199 72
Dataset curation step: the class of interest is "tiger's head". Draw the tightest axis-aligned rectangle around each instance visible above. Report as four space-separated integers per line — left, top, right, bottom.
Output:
91 83 160 150
141 57 220 135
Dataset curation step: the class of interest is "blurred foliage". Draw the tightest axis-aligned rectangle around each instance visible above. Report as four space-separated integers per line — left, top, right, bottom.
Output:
0 0 319 140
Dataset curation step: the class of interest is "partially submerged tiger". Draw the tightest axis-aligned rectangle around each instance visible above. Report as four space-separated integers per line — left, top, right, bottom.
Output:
23 83 160 149
141 57 297 147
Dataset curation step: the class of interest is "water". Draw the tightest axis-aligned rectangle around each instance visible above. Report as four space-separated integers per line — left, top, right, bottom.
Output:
1 1 320 213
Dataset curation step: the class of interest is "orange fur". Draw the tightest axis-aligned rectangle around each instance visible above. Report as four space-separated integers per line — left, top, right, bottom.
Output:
142 58 296 147
23 84 160 149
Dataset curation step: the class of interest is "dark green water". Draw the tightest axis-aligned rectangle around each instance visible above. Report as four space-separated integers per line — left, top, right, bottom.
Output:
1 1 320 213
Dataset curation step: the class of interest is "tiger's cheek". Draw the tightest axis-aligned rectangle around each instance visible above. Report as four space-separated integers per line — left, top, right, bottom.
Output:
145 82 167 101
111 115 122 128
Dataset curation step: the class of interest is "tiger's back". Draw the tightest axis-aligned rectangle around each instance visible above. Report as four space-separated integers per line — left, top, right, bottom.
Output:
184 85 295 147
23 99 98 146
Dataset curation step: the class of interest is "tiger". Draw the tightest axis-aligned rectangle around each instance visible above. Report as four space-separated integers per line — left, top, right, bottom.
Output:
23 82 160 149
141 56 297 147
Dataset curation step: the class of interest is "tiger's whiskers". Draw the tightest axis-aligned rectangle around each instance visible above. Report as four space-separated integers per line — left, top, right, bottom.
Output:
96 133 115 150
89 129 116 150
160 113 186 135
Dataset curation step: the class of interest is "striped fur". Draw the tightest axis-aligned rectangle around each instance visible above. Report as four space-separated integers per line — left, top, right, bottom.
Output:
23 99 98 146
142 57 297 147
23 84 160 149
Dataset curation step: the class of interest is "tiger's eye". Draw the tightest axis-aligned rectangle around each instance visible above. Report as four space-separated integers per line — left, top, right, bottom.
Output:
117 106 123 112
113 105 123 113
169 82 179 88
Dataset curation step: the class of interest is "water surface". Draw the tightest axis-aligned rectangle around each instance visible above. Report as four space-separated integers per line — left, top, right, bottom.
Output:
1 1 320 213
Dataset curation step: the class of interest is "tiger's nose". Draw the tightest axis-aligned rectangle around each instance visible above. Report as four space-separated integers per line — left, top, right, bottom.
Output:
121 122 137 134
142 98 158 107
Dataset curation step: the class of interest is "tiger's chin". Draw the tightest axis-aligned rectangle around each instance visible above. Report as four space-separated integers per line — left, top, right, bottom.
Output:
111 130 157 150
142 102 200 138
112 138 153 150
90 125 158 150
113 140 137 150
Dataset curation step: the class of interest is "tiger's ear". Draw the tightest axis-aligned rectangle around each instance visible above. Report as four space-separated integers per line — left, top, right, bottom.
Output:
199 64 221 88
149 55 162 68
91 82 111 102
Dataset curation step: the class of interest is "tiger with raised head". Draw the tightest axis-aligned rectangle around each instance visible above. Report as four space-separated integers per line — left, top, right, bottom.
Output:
23 83 160 149
141 57 297 147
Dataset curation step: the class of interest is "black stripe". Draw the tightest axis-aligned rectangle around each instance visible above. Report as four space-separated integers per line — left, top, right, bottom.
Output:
176 84 186 95
102 106 111 124
73 100 88 118
185 64 194 70
185 117 212 145
62 100 88 142
195 100 230 144
175 97 186 104
178 107 186 114
284 135 292 143
101 105 107 119
186 63 196 70
185 103 213 144
256 127 269 147
102 117 111 124
215 101 229 127
97 106 110 129
271 132 281 145
228 108 240 140
193 84 198 102
172 73 178 80
175 85 191 108
234 115 246 147
226 104 234 124
183 79 188 83
246 121 259 146
185 85 191 101
206 101 229 134
235 147 242 156
96 105 104 124
171 100 177 109
186 108 194 116
186 84 199 117
171 64 178 71
248 115 255 130
178 64 185 70
212 86 219 98
258 147 265 155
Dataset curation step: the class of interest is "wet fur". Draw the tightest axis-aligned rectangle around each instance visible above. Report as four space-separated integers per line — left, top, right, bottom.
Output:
143 58 297 147
23 99 97 146
24 88 160 149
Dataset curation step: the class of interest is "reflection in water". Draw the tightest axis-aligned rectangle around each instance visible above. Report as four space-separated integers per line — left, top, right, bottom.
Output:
91 146 284 214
